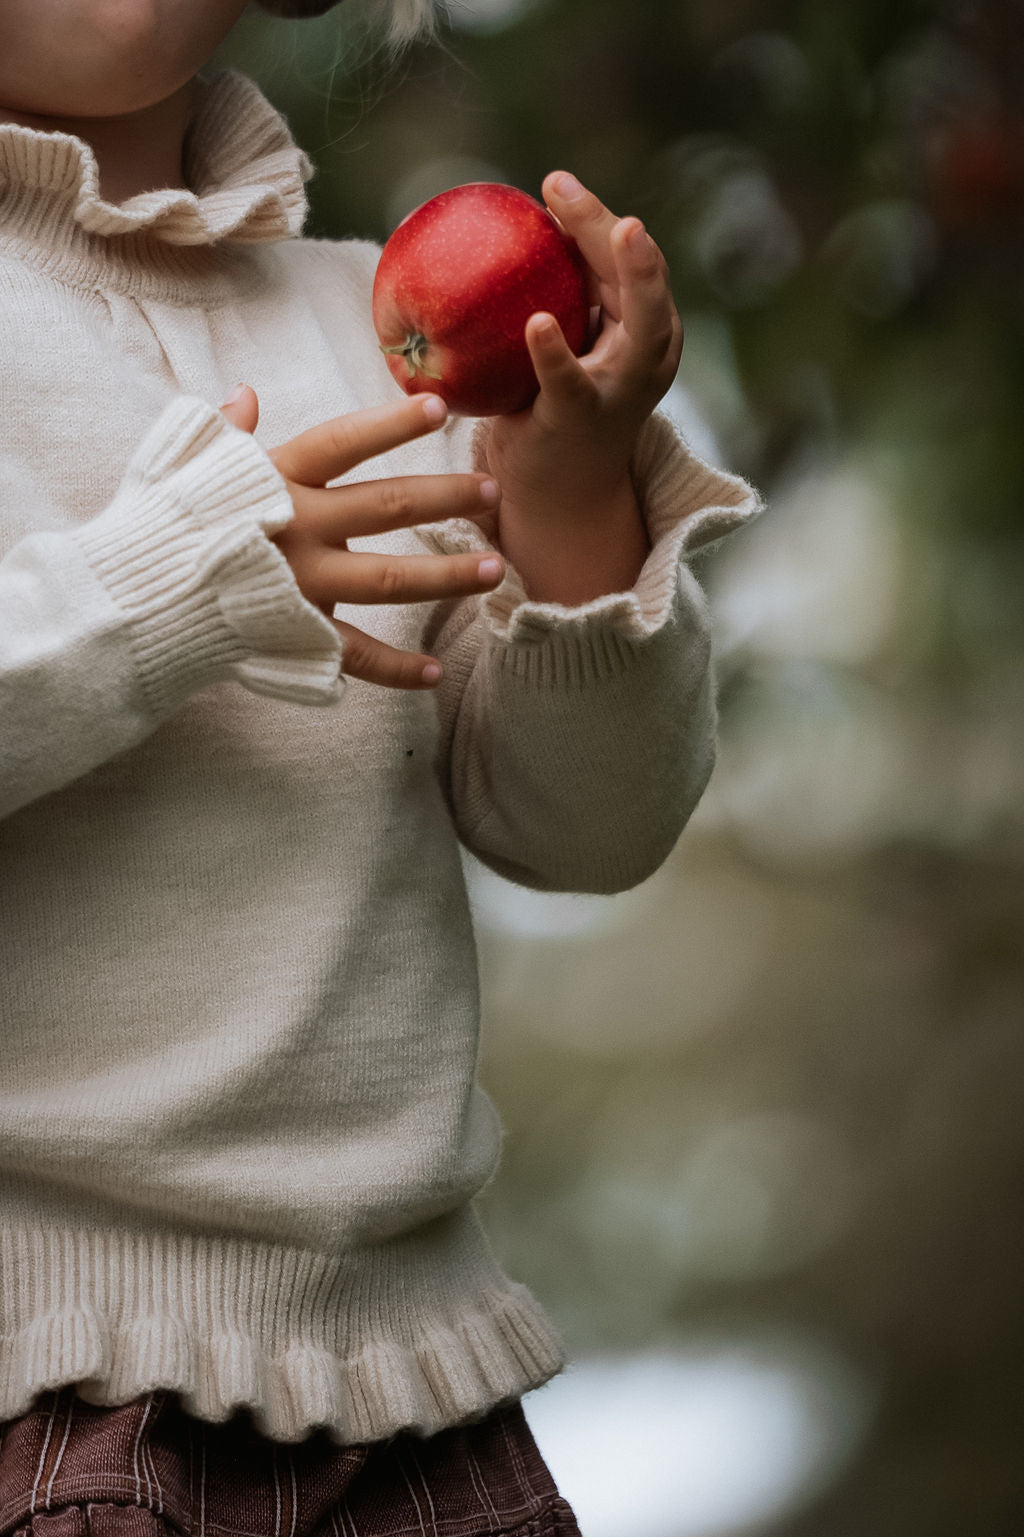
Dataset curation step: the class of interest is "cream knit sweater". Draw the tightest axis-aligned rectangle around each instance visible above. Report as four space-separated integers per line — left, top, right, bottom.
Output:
0 71 760 1445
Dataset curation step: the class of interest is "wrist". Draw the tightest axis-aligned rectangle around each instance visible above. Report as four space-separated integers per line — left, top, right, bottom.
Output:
495 473 650 606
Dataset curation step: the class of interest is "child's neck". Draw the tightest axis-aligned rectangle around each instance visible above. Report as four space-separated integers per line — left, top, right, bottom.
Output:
0 82 195 204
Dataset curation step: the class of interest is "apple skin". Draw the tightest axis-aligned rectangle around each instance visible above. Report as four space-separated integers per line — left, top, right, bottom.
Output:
372 182 591 418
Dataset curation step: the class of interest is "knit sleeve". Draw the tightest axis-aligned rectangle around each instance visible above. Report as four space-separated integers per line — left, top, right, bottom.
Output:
421 411 763 893
0 395 341 820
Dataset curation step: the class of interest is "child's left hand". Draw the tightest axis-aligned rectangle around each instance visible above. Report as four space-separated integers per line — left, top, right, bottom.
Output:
480 171 684 605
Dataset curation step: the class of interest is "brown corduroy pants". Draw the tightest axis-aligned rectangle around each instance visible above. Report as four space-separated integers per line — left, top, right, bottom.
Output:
0 1389 579 1537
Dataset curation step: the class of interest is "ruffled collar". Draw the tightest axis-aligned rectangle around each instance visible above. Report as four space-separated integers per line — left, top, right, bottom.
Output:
0 71 312 249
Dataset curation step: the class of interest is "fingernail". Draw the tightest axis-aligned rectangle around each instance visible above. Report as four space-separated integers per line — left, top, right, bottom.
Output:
478 556 503 582
627 220 648 249
224 383 247 405
479 478 501 506
422 395 447 423
421 661 442 684
554 172 585 201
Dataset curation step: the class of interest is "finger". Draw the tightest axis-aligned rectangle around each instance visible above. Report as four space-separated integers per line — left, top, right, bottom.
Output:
612 218 684 375
525 314 599 409
272 394 448 487
333 619 444 691
220 384 259 434
542 171 621 287
311 473 501 541
316 549 505 607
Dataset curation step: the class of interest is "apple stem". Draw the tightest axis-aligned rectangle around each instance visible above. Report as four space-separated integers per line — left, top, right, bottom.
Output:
379 333 442 382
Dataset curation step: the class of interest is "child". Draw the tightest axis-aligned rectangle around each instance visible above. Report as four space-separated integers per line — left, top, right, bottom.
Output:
0 0 759 1532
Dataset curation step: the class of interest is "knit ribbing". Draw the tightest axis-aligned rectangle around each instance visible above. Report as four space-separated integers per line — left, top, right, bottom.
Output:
0 1212 564 1443
72 397 341 711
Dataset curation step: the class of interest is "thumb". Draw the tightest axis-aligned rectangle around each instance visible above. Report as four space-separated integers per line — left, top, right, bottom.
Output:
220 383 259 434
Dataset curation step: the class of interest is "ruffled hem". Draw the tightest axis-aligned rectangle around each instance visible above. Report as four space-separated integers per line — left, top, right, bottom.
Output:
0 1210 566 1445
0 1286 564 1445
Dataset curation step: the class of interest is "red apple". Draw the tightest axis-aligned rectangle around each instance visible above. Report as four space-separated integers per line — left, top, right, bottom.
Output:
372 182 591 418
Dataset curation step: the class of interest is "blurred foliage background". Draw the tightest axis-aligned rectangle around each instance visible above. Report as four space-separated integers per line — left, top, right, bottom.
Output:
218 2 1024 1531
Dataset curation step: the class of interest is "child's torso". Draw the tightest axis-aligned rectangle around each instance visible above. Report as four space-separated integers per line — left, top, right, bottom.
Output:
0 241 499 1254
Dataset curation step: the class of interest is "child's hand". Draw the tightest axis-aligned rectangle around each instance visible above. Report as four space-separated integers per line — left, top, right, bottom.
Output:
220 387 504 690
482 172 684 605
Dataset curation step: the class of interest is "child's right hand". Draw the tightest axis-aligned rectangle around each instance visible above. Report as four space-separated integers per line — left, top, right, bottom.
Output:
220 386 504 690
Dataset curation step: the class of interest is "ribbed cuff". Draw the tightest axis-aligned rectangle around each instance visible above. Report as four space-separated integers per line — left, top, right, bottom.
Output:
416 410 762 686
73 396 341 713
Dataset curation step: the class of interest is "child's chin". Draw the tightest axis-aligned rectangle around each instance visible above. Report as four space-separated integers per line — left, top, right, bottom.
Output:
0 74 172 123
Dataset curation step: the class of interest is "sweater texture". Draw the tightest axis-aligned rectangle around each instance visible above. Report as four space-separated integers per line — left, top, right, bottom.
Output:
0 70 761 1445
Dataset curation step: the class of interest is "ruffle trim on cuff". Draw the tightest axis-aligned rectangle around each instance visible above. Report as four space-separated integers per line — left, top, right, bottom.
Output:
74 395 341 712
416 411 763 655
194 519 343 705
